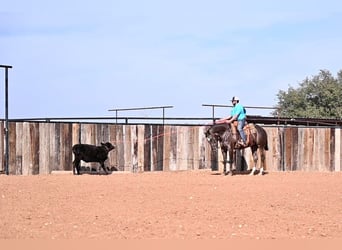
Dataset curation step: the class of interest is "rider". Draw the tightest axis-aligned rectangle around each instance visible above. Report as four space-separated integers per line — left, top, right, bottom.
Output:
215 96 247 147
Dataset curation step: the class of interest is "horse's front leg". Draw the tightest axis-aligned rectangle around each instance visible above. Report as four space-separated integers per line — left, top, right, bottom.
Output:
221 148 227 175
225 148 234 176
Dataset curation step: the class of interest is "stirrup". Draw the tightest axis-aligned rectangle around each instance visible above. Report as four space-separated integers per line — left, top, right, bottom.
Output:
240 140 249 147
235 140 245 149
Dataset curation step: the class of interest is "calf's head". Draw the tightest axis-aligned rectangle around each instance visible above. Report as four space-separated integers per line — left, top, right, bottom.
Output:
101 142 115 152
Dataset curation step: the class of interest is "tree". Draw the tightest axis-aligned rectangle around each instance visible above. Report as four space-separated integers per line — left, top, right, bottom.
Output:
273 69 342 119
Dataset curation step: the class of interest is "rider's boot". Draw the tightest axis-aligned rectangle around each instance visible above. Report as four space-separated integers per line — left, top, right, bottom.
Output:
237 139 248 148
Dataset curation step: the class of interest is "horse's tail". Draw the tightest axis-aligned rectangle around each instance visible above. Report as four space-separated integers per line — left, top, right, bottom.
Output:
264 139 269 151
254 124 269 151
263 127 269 151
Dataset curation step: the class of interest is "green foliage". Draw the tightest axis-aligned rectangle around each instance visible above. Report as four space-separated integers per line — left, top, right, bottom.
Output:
273 70 342 119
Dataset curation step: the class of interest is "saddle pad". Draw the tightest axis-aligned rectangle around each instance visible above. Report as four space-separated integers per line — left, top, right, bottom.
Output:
244 123 257 134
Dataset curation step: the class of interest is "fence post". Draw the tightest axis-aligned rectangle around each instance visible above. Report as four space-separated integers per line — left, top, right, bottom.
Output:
1 65 13 175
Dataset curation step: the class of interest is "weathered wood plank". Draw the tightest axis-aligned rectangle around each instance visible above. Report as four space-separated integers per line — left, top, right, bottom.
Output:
48 123 56 172
61 123 72 171
313 128 320 171
187 127 195 170
198 126 207 170
184 127 193 170
96 124 109 145
50 123 62 171
131 125 138 172
143 125 151 171
264 127 281 172
303 128 314 171
22 123 39 175
284 127 293 171
108 124 118 170
169 126 177 171
176 126 188 171
72 123 81 146
296 128 303 171
30 123 40 174
137 125 145 172
115 125 125 171
162 125 171 171
291 128 299 171
156 125 164 171
39 123 50 174
15 122 23 175
71 123 81 172
123 125 132 172
151 125 158 171
334 128 341 171
8 122 17 175
340 128 342 172
80 124 96 169
0 121 3 172
192 126 200 170
325 128 332 171
264 127 280 171
95 123 114 171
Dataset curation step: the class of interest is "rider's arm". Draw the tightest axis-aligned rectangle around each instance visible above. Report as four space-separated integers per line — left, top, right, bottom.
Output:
215 116 232 124
226 114 238 123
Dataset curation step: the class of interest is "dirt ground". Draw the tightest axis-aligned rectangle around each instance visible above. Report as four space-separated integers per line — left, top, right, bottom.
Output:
0 170 342 239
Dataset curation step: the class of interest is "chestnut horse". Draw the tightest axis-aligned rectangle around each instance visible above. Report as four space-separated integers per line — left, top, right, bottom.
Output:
205 123 268 175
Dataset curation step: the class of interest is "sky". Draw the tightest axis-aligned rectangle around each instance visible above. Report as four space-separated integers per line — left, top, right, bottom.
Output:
1 0 342 121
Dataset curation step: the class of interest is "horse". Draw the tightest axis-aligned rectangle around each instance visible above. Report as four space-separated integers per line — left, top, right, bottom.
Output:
205 122 268 176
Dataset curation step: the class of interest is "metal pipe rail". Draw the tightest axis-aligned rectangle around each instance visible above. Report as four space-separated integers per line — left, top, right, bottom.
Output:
1 64 13 175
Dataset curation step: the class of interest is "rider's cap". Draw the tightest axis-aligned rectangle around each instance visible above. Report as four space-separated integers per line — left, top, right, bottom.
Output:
231 96 239 101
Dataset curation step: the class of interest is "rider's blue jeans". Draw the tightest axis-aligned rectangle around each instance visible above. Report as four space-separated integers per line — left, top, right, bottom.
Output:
238 119 247 143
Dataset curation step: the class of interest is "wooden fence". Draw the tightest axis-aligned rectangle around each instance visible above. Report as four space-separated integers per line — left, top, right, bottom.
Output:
0 121 341 175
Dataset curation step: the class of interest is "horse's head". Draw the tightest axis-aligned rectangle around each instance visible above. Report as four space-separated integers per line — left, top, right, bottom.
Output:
205 123 233 152
204 125 222 152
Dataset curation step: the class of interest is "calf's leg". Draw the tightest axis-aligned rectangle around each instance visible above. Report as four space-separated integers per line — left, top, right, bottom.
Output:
73 159 81 175
100 162 109 175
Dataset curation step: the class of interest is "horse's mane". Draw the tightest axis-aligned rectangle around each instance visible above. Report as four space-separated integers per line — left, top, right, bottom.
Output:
210 123 230 134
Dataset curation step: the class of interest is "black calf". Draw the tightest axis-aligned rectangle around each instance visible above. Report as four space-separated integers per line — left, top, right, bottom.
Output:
72 142 115 175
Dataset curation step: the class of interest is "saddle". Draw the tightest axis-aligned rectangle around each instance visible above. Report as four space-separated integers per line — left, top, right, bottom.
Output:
231 122 257 148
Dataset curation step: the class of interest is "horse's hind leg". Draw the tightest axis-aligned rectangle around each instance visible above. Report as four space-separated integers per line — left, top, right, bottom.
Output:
259 148 265 175
250 146 258 175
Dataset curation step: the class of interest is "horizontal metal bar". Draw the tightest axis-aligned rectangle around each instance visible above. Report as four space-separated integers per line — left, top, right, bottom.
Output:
108 105 174 112
3 115 341 127
202 104 276 109
6 116 213 122
0 65 13 68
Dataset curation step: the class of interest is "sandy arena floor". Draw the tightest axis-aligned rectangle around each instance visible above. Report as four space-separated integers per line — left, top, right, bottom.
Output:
0 170 341 239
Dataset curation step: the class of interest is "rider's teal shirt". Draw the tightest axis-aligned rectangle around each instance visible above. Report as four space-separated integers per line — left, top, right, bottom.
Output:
230 103 246 121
